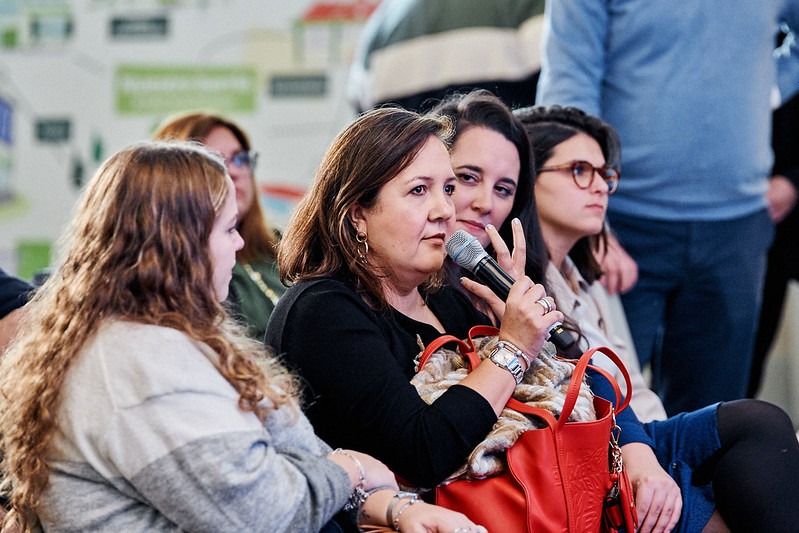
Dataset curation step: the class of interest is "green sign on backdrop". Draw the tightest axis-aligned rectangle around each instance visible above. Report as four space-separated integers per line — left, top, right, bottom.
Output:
115 65 258 114
16 239 51 281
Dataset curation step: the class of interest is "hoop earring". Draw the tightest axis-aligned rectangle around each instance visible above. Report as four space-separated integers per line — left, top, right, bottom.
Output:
356 231 369 263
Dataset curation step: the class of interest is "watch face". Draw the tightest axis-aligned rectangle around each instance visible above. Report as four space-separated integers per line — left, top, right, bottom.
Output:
490 346 523 383
492 349 514 366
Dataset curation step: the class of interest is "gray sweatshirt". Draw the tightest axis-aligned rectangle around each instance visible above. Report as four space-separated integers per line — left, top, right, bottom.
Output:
40 320 350 532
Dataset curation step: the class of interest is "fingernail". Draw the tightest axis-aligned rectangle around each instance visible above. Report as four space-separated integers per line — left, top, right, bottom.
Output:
486 224 495 231
512 218 521 225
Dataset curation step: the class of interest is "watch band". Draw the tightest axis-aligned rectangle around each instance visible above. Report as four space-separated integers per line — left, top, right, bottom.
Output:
489 344 525 384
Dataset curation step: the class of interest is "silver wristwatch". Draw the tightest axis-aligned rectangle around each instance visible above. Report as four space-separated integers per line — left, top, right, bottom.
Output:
489 344 525 384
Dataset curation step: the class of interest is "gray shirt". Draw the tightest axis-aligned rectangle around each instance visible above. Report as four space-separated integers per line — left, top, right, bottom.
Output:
41 320 350 532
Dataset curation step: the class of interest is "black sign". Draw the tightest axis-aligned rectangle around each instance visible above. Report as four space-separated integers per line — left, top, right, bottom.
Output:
270 74 327 98
35 119 70 143
111 17 169 38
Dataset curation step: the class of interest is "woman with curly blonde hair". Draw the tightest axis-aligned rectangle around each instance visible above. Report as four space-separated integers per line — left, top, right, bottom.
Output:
0 141 479 532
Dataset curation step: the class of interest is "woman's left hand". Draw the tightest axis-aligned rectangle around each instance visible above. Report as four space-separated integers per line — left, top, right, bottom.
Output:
459 220 527 322
622 442 682 533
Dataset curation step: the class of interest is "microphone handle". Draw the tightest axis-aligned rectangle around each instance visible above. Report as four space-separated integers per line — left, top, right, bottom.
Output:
473 256 514 300
473 258 576 352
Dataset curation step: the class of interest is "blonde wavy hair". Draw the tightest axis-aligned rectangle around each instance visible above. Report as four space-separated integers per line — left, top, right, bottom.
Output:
0 141 297 530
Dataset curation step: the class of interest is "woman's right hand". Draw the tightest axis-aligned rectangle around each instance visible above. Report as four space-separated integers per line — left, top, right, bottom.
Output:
500 276 563 359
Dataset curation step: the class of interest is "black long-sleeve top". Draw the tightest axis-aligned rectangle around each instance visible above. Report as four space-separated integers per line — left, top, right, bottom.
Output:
265 273 648 488
0 268 32 319
266 275 496 487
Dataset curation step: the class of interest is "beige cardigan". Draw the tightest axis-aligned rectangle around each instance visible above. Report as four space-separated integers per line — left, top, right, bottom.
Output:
546 259 668 423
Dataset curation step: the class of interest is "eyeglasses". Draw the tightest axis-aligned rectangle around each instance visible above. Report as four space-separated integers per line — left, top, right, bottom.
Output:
538 160 619 194
224 150 258 171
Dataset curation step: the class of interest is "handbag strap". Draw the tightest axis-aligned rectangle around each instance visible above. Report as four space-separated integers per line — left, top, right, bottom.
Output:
417 334 470 371
577 345 633 414
417 325 499 371
417 326 633 428
506 347 596 428
531 345 632 428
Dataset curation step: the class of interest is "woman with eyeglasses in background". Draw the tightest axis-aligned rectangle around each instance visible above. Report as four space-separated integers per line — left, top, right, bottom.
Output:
514 104 799 533
153 113 286 341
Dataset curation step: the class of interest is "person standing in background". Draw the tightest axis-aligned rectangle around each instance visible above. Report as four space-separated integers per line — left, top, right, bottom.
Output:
153 113 286 341
750 89 799 397
348 0 544 113
537 0 799 415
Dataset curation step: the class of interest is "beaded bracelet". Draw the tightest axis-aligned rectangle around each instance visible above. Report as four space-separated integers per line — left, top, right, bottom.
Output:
385 491 419 526
331 449 367 513
392 497 421 530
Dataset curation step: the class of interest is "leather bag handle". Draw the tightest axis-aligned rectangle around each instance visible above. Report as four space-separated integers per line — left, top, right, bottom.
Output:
416 334 470 371
417 326 632 428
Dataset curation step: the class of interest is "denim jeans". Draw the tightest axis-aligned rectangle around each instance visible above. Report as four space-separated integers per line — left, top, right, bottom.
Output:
608 209 774 415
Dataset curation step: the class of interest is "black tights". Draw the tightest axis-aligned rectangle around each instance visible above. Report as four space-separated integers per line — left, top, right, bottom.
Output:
705 399 799 532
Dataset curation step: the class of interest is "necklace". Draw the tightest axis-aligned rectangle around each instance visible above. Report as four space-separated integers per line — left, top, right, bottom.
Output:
242 262 280 306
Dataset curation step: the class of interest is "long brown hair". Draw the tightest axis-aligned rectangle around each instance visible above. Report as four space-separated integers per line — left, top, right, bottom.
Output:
0 142 296 529
153 112 279 263
277 107 454 309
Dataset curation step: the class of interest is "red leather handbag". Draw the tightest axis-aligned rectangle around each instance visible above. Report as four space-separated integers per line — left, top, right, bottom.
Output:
416 326 637 533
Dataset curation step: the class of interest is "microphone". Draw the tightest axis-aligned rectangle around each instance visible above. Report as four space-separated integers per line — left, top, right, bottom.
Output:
446 229 576 351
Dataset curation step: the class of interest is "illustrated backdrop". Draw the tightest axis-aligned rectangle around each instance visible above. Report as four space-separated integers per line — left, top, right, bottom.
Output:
0 0 377 275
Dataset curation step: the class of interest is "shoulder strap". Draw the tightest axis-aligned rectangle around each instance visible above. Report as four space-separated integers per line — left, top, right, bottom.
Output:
417 328 632 428
417 334 470 370
582 346 633 414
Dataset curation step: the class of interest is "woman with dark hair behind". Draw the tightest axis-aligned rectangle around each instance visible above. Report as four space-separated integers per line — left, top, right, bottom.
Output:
429 90 548 311
153 112 285 340
432 89 667 423
514 103 799 532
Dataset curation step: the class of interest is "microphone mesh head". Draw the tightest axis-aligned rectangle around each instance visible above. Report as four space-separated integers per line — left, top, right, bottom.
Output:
445 230 487 271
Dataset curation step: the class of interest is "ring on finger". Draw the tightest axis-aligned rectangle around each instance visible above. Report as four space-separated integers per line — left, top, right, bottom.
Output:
536 297 553 314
